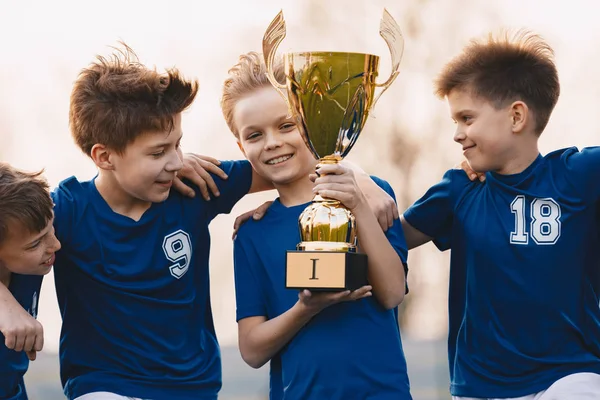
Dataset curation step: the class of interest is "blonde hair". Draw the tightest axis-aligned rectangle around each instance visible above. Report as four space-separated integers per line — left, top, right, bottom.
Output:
221 51 285 136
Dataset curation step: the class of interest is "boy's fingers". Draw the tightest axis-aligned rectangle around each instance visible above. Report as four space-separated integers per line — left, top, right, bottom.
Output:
171 178 195 198
33 330 44 351
232 210 256 239
315 163 345 176
13 334 25 352
26 350 37 361
313 189 348 204
391 201 400 220
313 174 349 186
4 333 15 350
254 201 273 219
195 154 221 166
198 158 228 180
387 208 395 229
186 167 218 200
23 334 35 353
349 285 372 300
372 204 390 232
349 291 372 301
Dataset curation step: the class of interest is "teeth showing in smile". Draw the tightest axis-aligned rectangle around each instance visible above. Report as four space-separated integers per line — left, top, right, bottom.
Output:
267 155 292 165
44 257 52 264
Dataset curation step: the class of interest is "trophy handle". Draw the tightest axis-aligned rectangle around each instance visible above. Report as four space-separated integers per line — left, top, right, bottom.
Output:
262 10 293 115
372 9 404 109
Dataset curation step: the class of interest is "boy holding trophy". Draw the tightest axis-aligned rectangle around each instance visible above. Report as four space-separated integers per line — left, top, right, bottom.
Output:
222 50 411 400
221 10 412 399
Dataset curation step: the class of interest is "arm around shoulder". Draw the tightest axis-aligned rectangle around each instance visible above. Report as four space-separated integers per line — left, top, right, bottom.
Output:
0 283 44 353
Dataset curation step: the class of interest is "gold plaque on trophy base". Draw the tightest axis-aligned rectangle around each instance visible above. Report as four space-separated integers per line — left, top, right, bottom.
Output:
286 251 368 291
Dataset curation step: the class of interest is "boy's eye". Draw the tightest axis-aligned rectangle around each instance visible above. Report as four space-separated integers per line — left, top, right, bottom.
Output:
280 123 296 131
247 132 262 140
151 150 165 157
28 241 41 250
462 116 472 123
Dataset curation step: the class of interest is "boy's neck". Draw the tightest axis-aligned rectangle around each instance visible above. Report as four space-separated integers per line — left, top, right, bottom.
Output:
275 174 316 207
0 266 11 288
95 172 152 222
496 137 540 175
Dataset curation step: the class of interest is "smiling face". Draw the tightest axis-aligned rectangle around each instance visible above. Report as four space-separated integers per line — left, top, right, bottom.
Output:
448 88 518 173
105 113 185 205
0 217 61 277
233 86 317 186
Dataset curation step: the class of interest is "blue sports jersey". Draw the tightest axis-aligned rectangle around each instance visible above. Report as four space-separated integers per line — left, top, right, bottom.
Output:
0 274 42 400
404 147 600 398
234 176 412 400
51 160 252 400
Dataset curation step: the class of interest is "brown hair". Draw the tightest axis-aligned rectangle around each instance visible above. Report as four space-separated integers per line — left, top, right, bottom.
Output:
221 51 285 136
434 30 560 135
0 163 53 245
70 43 199 155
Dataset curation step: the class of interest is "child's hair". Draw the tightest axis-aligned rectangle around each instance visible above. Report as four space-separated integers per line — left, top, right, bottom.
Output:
434 30 560 135
221 51 285 137
70 43 199 156
0 163 53 245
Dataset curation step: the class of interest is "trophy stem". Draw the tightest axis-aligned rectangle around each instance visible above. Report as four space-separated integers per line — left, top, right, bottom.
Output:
313 156 342 204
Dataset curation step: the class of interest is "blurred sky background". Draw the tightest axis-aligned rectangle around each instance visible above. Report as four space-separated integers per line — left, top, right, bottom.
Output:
1 0 598 398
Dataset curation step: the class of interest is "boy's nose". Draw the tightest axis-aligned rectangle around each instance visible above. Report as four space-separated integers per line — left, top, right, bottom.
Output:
453 128 466 143
264 132 283 150
167 152 184 172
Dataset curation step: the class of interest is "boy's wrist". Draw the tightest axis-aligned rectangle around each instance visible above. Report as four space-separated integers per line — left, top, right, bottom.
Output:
351 194 372 216
293 299 320 320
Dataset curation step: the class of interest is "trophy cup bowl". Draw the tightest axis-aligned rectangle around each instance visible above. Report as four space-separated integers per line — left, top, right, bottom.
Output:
263 9 404 291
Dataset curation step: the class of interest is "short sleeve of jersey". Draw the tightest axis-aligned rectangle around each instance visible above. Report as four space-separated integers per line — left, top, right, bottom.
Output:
403 169 457 251
560 147 600 203
233 233 267 321
51 177 81 246
205 160 252 220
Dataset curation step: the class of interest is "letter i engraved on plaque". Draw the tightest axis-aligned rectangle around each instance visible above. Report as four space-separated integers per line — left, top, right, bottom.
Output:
309 258 319 280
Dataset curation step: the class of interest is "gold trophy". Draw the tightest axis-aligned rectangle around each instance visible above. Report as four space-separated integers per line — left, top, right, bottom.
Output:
262 9 404 291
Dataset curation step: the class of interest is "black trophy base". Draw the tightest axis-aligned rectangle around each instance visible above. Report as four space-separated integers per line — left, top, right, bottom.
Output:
285 251 368 291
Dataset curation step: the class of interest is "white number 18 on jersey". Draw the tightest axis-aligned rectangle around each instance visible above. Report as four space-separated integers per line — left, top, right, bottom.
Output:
510 196 561 245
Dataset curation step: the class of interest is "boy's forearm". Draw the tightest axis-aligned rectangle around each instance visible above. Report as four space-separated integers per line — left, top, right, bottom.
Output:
241 302 315 368
0 282 43 352
0 283 21 313
353 202 405 309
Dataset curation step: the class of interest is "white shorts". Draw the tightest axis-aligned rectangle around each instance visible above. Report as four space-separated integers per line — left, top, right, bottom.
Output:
453 372 600 400
74 392 144 400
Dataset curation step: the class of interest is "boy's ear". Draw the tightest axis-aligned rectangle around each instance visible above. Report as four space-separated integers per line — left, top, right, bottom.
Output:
90 144 115 171
509 101 529 134
236 140 247 158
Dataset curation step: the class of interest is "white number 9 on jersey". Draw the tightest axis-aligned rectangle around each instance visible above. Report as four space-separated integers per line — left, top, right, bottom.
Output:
163 230 193 279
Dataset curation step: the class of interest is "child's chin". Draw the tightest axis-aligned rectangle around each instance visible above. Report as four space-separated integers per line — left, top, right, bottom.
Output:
147 190 170 203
